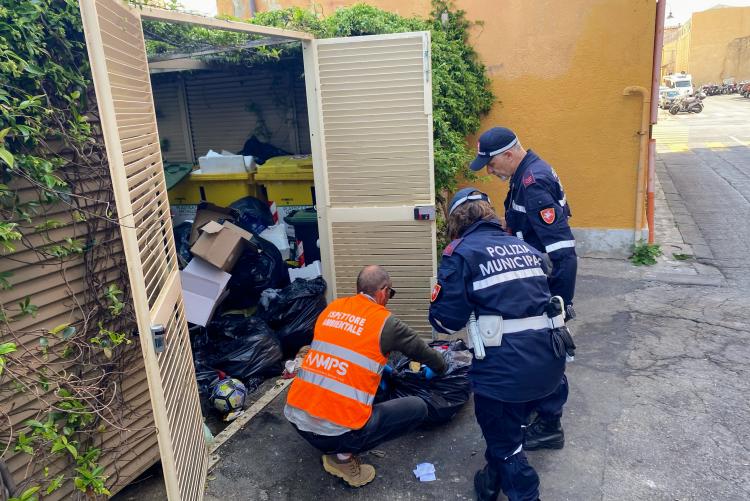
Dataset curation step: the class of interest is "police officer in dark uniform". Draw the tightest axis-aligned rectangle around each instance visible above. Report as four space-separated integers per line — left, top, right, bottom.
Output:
429 188 567 501
469 127 577 451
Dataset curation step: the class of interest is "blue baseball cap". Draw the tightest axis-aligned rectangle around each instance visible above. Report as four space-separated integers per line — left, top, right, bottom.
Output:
470 127 518 171
448 187 491 215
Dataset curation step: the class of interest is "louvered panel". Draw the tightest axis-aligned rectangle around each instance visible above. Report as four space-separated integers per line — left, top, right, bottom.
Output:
294 75 311 153
80 1 207 500
152 78 191 162
330 220 434 335
185 69 308 158
316 36 431 207
309 33 436 335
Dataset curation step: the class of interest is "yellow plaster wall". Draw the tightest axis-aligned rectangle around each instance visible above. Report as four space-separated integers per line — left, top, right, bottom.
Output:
458 0 654 230
217 0 655 230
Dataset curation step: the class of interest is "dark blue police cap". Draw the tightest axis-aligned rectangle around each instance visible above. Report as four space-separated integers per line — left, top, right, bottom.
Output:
470 127 518 171
448 187 491 215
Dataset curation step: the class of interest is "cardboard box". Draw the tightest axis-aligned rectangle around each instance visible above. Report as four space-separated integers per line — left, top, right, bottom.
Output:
190 220 252 271
180 257 232 326
189 202 238 245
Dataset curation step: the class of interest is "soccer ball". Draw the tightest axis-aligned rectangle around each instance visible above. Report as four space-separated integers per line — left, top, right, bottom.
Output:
210 378 247 415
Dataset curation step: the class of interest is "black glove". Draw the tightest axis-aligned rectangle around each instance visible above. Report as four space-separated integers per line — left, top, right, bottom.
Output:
565 304 576 321
551 326 576 359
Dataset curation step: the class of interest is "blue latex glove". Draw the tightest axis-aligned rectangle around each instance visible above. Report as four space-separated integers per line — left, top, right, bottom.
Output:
423 366 436 380
382 364 394 376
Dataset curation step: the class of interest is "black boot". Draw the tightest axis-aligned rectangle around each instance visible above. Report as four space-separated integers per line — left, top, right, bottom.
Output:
523 416 564 451
473 464 502 501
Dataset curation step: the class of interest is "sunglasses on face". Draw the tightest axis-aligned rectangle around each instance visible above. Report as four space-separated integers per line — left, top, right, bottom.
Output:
382 285 397 299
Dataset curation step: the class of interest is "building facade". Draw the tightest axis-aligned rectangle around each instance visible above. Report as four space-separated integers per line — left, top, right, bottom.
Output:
218 0 658 255
661 6 750 85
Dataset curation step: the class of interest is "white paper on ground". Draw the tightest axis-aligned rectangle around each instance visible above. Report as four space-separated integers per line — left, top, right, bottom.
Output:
413 462 436 481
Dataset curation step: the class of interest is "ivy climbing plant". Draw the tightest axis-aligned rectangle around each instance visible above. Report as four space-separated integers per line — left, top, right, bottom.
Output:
1 0 140 499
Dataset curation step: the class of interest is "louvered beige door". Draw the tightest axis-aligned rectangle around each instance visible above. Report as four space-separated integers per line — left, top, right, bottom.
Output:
305 32 437 335
79 1 207 499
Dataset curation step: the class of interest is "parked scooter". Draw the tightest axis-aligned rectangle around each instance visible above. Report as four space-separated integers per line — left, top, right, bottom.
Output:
669 94 704 115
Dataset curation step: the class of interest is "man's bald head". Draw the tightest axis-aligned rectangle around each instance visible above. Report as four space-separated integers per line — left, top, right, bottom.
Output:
356 265 391 296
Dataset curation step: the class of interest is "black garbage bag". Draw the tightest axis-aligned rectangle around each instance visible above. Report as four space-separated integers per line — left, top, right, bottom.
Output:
229 196 274 235
260 277 327 359
204 316 284 382
211 334 284 382
173 221 193 267
207 314 275 341
384 339 472 426
238 135 291 165
222 235 289 310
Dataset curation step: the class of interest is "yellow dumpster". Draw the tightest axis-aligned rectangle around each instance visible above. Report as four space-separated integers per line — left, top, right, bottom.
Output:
168 170 263 207
255 155 315 206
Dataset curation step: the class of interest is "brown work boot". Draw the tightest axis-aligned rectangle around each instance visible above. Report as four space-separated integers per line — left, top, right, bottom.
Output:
322 454 376 487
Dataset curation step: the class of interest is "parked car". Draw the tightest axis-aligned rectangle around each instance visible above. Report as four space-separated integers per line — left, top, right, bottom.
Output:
740 82 750 98
659 89 681 109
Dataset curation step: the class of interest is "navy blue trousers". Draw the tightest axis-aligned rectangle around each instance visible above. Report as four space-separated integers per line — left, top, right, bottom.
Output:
474 394 541 501
533 374 568 420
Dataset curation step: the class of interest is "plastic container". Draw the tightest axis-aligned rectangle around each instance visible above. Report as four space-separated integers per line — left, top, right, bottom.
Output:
168 169 263 207
284 208 320 264
163 163 194 190
198 152 255 173
255 155 315 206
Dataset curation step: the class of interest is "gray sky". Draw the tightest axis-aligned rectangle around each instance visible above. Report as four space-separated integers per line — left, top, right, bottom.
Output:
665 0 750 26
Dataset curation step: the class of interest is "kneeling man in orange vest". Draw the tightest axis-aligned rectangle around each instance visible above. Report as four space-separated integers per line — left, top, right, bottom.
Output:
285 265 447 487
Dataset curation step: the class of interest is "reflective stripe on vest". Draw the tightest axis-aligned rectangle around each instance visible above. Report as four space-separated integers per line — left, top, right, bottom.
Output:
286 294 390 429
297 369 375 407
311 340 385 374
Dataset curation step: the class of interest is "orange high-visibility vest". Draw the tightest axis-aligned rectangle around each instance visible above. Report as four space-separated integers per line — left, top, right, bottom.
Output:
286 294 390 429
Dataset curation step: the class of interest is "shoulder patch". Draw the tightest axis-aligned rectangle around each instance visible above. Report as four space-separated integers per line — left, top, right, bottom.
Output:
540 207 556 225
522 172 536 187
430 283 442 302
443 238 463 256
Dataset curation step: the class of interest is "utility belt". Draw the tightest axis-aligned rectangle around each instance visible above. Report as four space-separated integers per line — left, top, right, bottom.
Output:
467 296 575 361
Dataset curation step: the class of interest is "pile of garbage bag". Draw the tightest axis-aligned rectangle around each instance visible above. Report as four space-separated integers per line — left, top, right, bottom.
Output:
222 235 289 310
259 277 328 359
379 339 472 426
194 316 284 387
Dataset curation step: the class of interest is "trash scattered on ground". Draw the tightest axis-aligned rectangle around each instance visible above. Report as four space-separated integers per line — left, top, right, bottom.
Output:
260 277 327 359
369 450 386 458
205 317 283 383
413 462 436 482
380 340 472 426
223 235 288 310
191 220 253 271
230 196 275 235
174 221 193 267
181 257 231 327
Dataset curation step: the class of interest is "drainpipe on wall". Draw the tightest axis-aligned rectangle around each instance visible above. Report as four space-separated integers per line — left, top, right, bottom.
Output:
647 0 667 244
623 85 650 245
